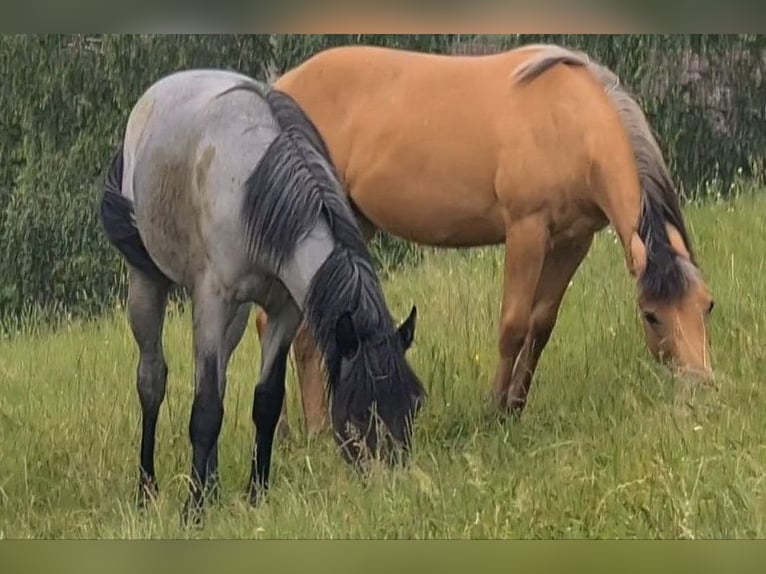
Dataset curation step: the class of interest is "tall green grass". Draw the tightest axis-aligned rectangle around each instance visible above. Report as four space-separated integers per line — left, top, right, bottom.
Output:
1 193 765 538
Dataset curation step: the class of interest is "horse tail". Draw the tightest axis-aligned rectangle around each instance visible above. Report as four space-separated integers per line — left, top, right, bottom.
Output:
100 143 170 282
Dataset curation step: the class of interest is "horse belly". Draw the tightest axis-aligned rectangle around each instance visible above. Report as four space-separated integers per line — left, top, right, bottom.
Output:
350 176 503 247
344 138 504 247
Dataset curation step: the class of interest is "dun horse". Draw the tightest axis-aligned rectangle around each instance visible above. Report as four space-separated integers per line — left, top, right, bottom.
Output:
100 69 424 522
258 43 715 433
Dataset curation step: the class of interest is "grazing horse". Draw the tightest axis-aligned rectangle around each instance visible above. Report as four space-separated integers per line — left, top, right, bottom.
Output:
257 43 715 432
100 69 424 522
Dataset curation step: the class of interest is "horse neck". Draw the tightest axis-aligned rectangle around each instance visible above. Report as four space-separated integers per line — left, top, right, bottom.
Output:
303 241 395 363
592 70 692 277
590 149 645 278
277 219 337 311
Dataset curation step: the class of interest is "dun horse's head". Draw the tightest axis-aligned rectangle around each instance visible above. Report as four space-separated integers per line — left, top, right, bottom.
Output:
630 225 714 382
329 306 425 466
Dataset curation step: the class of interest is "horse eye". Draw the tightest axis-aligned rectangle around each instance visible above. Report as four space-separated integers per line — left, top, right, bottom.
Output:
707 300 715 315
643 311 660 326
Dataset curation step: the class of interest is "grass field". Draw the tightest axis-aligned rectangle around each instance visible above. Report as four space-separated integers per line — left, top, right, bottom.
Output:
1 192 766 539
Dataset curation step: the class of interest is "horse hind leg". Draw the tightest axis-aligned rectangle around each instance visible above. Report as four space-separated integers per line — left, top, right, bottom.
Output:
182 280 238 526
127 267 170 507
205 302 252 502
505 236 593 415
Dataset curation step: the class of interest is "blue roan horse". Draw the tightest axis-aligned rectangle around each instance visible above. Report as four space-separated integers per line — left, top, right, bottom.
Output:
100 69 425 523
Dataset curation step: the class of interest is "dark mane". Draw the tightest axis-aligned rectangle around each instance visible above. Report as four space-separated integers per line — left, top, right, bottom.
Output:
239 87 404 399
598 71 697 303
635 164 694 303
513 45 698 303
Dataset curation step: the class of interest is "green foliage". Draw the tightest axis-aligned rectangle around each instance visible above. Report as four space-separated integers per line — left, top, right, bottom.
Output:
0 35 275 320
1 34 764 324
270 34 457 74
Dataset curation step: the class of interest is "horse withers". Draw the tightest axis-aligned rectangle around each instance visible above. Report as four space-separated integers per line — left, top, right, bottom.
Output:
258 43 714 430
100 69 425 523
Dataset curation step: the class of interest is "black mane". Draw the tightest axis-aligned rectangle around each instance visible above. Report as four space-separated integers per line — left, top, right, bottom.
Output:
240 87 406 399
636 171 694 303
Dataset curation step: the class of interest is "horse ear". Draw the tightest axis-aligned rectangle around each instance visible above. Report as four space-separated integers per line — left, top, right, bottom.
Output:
629 232 647 279
335 312 359 358
665 223 691 260
397 305 418 351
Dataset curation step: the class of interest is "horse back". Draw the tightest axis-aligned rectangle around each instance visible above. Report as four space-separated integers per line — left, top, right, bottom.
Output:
276 45 626 246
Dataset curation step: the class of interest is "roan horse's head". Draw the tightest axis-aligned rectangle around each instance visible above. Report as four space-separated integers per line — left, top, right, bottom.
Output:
630 224 714 382
329 305 424 466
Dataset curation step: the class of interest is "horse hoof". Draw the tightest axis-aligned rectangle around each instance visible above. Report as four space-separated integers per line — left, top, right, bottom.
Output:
246 481 266 507
276 419 292 441
181 494 205 528
491 390 526 420
206 476 222 505
137 476 159 509
247 486 259 507
181 503 204 528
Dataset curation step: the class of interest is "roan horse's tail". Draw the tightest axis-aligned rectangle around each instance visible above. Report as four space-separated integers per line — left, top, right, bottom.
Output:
100 144 170 282
511 44 694 261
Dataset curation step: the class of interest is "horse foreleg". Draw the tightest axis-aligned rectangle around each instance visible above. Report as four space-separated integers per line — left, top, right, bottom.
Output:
256 308 291 439
505 237 593 415
492 216 548 414
127 267 170 508
256 309 328 437
248 300 302 506
293 322 329 435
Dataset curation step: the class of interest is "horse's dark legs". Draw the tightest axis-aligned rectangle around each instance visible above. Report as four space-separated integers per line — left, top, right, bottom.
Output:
248 300 302 505
182 284 237 525
255 310 329 437
205 303 252 501
505 237 593 414
127 267 170 507
252 211 377 440
255 310 292 440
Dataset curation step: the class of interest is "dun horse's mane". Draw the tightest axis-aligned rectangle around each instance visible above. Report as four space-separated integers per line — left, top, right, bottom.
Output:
511 44 591 84
512 44 697 302
234 84 404 398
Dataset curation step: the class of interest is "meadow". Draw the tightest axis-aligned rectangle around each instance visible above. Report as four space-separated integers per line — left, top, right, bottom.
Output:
1 191 765 539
